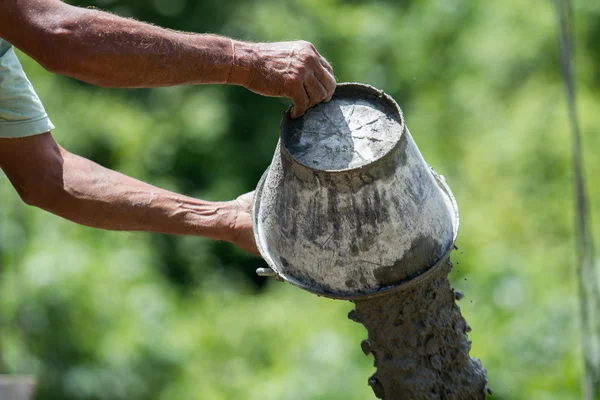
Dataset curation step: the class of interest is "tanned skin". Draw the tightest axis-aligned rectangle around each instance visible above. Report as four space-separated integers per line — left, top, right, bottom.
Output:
0 0 336 255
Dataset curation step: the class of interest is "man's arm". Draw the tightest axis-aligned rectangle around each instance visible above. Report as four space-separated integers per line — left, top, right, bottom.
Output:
0 0 335 117
0 132 258 254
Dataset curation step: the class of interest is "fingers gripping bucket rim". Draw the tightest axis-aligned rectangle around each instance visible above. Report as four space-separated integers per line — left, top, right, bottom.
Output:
252 83 459 300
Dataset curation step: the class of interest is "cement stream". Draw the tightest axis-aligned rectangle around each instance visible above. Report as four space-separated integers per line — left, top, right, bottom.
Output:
348 260 491 400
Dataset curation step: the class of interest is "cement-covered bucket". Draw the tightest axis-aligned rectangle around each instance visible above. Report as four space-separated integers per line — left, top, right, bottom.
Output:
253 83 459 299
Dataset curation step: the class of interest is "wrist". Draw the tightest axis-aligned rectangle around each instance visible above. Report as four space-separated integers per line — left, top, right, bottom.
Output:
173 198 237 241
209 200 239 242
228 41 258 87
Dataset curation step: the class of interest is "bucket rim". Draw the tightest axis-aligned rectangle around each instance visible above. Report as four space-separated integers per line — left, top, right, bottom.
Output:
279 82 406 174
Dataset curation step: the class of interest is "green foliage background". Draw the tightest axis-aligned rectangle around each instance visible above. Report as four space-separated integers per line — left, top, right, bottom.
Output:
1 0 600 399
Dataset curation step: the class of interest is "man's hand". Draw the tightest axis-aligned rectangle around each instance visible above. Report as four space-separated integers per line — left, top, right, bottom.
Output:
226 191 260 256
231 41 336 118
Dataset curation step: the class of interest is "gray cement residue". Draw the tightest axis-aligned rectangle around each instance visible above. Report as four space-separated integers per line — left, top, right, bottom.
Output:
373 234 443 286
350 260 490 400
283 98 403 171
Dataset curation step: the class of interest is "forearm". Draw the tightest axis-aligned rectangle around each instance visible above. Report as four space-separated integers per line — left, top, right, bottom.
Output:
42 149 236 240
55 8 252 88
5 2 253 88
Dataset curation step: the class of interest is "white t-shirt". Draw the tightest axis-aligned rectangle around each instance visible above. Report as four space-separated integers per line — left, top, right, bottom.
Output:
0 38 54 138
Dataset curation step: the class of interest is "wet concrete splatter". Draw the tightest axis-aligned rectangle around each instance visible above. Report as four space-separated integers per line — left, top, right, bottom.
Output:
349 260 490 399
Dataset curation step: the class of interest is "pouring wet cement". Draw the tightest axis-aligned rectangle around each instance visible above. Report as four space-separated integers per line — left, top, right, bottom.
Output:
253 83 490 399
349 260 490 399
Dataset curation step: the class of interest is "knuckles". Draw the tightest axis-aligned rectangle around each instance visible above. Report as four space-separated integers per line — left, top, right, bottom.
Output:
250 39 333 108
295 40 314 50
293 41 320 63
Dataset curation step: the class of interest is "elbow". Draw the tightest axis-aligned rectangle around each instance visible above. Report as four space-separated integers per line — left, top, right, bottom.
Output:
29 11 116 87
12 161 69 212
37 42 70 76
18 8 78 76
30 12 95 81
41 25 110 88
37 22 82 77
2 133 73 212
18 178 67 212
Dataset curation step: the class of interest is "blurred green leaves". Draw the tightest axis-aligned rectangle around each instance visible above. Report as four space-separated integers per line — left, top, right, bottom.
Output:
2 0 600 399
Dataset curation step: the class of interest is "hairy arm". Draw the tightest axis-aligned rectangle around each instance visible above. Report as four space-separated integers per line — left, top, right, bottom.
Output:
0 133 257 254
0 1 236 87
0 0 336 116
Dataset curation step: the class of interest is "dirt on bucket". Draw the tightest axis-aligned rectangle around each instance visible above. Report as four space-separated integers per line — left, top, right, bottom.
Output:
348 260 491 400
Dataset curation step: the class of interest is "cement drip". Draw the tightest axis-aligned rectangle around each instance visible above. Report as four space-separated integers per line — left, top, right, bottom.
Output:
349 260 490 399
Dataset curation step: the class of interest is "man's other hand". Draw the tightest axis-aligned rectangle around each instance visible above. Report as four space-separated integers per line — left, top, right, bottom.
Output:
227 191 260 256
232 41 336 118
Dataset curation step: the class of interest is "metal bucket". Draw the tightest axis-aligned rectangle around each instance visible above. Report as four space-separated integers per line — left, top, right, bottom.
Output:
253 83 459 299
